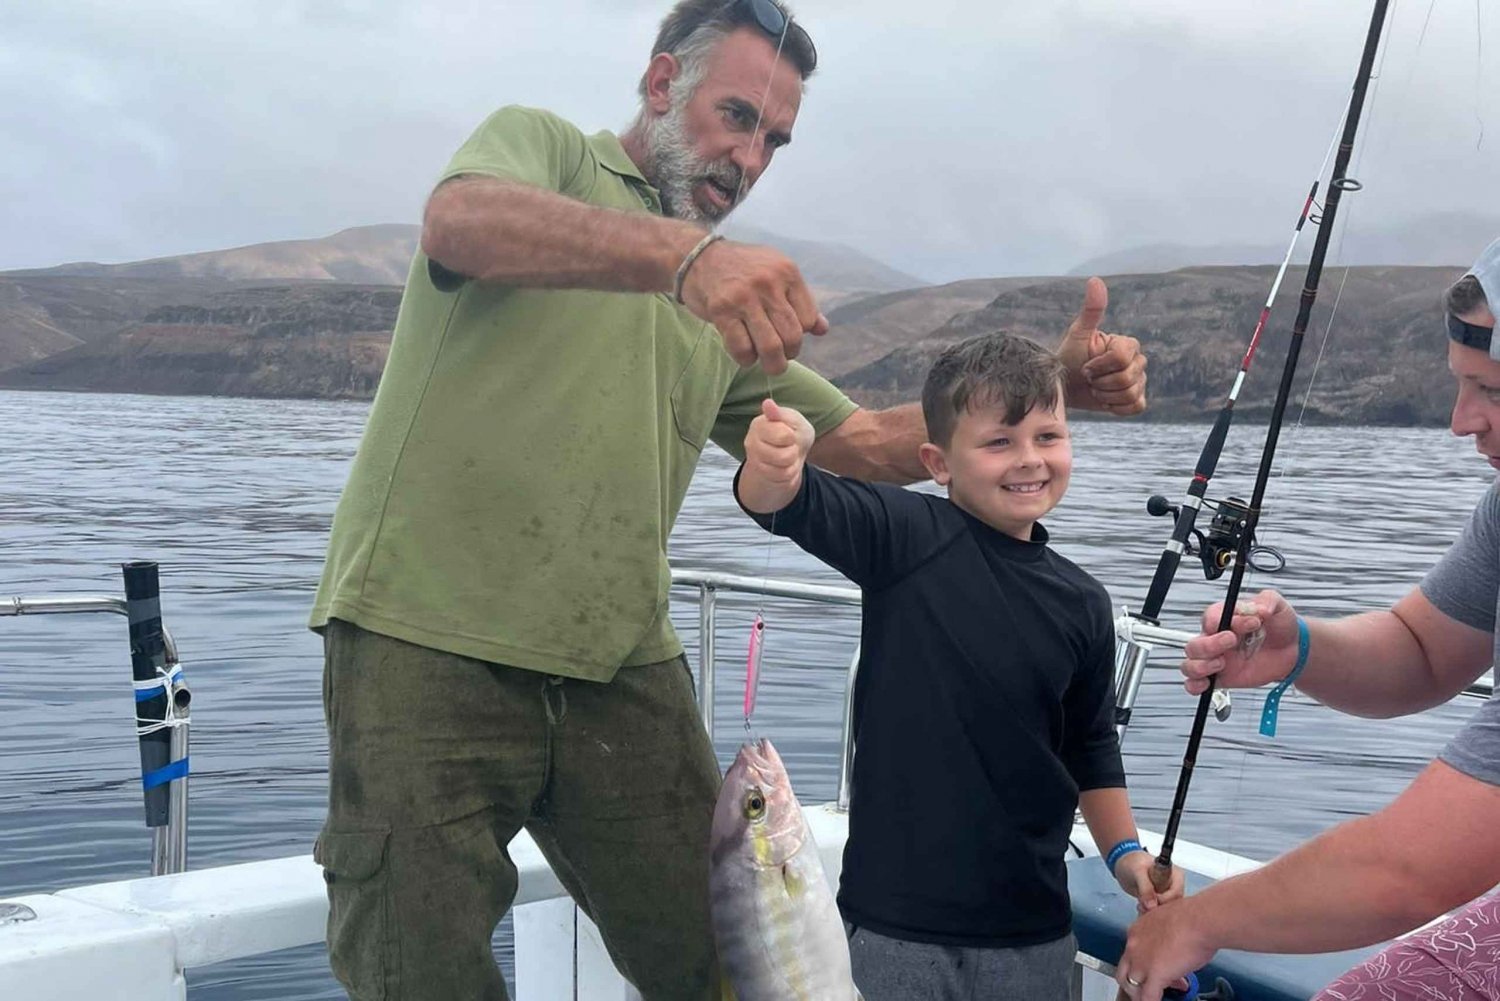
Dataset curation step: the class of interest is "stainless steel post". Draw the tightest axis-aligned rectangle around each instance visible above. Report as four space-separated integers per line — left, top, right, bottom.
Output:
698 584 717 737
1113 638 1152 746
164 684 191 874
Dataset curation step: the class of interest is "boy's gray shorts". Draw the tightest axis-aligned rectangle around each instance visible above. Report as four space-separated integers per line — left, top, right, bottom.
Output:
846 921 1077 1001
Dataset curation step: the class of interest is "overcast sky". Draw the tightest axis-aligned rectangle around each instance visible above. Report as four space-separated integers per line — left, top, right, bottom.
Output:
3 0 1494 281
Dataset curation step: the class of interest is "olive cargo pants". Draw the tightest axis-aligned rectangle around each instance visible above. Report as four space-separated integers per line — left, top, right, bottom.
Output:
315 619 724 1000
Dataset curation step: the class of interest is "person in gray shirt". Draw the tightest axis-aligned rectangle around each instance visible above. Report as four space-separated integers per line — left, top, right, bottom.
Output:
1116 238 1500 1001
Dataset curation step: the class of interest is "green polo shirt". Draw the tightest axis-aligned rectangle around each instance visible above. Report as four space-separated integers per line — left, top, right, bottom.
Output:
309 106 857 681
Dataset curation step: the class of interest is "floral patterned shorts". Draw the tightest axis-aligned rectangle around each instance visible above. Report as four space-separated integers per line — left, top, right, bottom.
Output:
1315 891 1500 1001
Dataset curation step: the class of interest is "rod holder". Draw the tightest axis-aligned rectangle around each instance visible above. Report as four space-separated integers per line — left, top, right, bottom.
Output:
123 561 190 875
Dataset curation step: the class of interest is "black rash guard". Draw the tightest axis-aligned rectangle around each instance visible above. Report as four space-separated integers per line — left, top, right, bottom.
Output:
738 463 1126 947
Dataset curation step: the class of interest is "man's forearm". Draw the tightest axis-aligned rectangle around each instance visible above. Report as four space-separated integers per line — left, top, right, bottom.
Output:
1194 814 1460 956
1294 612 1427 716
421 175 704 292
1191 761 1498 955
1295 605 1469 718
808 404 929 484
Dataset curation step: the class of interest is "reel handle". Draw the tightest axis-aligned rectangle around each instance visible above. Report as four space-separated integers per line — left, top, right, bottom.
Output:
1121 971 1234 1001
1173 974 1236 1001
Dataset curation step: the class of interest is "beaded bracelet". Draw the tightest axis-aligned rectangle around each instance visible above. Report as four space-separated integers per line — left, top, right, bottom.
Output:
673 232 725 305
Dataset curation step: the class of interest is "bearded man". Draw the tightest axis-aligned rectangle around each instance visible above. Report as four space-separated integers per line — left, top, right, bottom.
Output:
308 2 1150 998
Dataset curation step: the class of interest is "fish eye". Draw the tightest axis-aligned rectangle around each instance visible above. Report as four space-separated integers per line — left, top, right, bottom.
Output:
743 789 766 820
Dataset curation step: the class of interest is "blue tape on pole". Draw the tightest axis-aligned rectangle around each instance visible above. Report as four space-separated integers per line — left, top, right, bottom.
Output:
142 756 189 790
133 670 185 702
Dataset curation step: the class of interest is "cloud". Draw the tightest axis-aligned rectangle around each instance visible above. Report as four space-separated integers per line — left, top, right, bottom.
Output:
2 0 1494 279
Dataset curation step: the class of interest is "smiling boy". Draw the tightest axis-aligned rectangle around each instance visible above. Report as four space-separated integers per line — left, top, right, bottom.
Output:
735 332 1181 1000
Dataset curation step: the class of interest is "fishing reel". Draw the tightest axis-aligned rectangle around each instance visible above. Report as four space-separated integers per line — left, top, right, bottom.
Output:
1165 972 1236 1001
1146 495 1285 581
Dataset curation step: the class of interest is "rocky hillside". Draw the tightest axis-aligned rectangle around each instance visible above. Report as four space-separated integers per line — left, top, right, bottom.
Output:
0 276 260 371
723 223 927 309
1068 211 1499 276
10 225 421 286
0 284 398 399
16 223 927 306
799 276 1051 379
0 255 1470 425
835 265 1459 425
0 223 928 379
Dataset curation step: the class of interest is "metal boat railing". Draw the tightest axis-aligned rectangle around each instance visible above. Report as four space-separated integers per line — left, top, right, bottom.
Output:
5 566 1491 879
1116 615 1494 703
670 572 1495 816
670 569 863 809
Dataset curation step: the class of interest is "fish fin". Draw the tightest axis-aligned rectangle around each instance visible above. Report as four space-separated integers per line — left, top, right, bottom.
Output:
780 862 805 899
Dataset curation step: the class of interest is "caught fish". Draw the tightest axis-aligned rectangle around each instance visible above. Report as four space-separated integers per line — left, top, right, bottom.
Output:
709 738 861 1001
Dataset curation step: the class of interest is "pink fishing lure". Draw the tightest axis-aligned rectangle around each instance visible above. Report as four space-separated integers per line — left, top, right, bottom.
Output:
743 614 765 720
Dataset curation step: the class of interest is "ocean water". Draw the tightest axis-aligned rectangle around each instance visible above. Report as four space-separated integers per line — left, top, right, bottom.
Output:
0 389 1491 998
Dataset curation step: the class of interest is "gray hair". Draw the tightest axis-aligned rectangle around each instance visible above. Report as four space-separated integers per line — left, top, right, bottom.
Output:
636 0 816 101
639 22 721 104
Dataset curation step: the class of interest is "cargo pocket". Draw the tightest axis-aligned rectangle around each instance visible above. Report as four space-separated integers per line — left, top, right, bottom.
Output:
315 827 392 1001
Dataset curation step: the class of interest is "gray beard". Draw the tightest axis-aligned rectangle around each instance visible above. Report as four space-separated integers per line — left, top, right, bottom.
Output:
641 103 742 226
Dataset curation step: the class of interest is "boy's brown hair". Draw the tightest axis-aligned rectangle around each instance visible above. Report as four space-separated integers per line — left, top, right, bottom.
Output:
920 333 1066 448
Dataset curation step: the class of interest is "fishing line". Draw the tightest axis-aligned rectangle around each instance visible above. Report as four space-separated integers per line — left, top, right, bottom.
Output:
1217 1 1410 873
734 13 794 738
657 6 793 740
1476 0 1487 150
1149 0 1393 890
1275 0 1434 471
1263 0 1413 555
1261 21 1394 507
1212 131 1346 871
1124 102 1348 878
1280 0 1405 470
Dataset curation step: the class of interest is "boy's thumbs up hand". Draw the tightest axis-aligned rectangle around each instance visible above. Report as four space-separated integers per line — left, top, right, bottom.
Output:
738 399 816 514
748 399 814 469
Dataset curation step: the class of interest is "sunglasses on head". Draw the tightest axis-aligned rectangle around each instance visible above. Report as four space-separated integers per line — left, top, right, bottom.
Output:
734 0 817 70
1448 311 1495 351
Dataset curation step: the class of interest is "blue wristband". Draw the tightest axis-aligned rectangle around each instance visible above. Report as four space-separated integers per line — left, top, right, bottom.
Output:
1258 616 1311 738
1105 838 1144 875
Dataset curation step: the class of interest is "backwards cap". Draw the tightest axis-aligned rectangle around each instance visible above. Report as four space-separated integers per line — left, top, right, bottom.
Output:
1447 237 1500 359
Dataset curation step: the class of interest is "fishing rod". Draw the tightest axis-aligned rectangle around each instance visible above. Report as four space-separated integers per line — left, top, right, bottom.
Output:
1131 128 1340 619
1137 0 1392 890
1110 112 1346 743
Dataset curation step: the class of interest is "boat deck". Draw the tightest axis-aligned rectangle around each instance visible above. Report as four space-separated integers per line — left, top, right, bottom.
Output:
1 807 1338 1001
